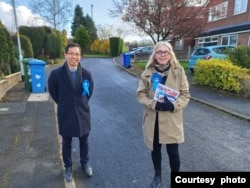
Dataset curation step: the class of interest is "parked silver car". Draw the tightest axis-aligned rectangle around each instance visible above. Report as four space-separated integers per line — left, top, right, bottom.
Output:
128 46 153 59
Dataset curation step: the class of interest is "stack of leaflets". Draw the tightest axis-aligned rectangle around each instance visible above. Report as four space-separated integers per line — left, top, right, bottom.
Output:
154 83 180 103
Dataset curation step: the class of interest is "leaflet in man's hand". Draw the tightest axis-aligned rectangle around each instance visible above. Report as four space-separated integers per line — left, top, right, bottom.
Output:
154 83 180 103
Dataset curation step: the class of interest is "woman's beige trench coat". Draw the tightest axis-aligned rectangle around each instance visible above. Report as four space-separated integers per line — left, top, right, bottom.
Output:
136 66 190 150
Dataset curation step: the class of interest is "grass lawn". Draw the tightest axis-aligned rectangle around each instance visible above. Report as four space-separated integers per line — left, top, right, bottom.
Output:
179 60 189 69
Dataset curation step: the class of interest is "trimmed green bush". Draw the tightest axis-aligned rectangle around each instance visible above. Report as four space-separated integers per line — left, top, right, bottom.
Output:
109 37 123 57
12 35 34 58
194 59 250 94
0 22 17 75
45 33 62 59
19 26 52 58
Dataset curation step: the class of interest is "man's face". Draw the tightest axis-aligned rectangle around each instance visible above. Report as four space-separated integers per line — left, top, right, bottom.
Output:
65 47 81 68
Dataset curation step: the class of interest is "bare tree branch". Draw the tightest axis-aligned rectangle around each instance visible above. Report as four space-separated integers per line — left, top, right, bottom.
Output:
110 0 217 44
29 0 73 30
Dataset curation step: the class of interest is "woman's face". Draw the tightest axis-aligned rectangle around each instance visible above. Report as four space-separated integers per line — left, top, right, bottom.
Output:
154 45 171 65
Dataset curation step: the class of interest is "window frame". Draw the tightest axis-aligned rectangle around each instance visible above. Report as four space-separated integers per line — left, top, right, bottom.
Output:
197 37 218 47
208 1 228 22
221 35 238 46
233 0 248 15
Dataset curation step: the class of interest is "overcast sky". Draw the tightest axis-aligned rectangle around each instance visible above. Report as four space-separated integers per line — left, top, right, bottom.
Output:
0 0 118 32
0 0 149 43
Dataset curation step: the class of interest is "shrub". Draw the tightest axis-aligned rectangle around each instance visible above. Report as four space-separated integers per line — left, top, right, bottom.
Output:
12 35 34 58
90 39 110 54
242 75 250 98
0 22 17 75
226 46 250 69
45 33 62 59
194 59 250 94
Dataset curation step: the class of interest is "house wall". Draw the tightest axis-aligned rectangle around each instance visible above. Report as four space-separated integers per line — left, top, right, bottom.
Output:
195 0 250 47
237 32 250 46
204 0 250 31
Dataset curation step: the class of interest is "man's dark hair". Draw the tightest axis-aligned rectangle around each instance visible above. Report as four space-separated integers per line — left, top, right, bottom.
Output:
65 43 81 53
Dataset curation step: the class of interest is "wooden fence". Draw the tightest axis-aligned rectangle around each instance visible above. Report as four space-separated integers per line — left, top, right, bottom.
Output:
0 72 22 100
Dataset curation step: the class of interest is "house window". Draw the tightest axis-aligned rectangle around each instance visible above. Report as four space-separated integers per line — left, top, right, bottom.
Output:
248 36 250 46
211 37 218 41
205 38 211 42
234 0 248 15
208 1 228 21
197 37 218 47
221 36 229 45
221 35 237 46
198 39 204 43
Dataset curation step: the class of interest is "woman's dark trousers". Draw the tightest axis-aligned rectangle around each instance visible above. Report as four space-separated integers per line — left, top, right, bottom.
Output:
151 116 180 173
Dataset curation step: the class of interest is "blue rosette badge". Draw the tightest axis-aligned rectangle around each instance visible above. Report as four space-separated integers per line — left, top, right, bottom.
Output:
151 73 162 91
82 79 90 96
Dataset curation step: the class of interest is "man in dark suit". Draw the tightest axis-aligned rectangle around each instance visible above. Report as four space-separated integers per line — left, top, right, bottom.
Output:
48 43 94 182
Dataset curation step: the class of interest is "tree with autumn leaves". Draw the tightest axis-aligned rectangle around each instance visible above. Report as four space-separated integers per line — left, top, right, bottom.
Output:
110 0 219 44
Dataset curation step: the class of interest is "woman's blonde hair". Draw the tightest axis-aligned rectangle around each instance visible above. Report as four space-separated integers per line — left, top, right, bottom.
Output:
145 41 181 70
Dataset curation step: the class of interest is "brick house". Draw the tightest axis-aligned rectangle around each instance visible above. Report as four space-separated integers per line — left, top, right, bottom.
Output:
195 0 250 47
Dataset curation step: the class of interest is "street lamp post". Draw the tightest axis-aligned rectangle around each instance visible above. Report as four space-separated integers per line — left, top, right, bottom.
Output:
91 4 94 20
11 0 24 81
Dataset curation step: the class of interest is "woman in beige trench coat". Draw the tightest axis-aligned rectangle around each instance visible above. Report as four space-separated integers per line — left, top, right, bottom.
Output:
136 41 190 188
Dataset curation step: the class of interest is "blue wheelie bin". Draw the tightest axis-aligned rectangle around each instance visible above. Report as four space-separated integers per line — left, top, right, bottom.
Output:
123 53 131 68
29 59 46 93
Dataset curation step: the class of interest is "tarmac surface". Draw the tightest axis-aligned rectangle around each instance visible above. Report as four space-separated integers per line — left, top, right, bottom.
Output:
0 56 250 188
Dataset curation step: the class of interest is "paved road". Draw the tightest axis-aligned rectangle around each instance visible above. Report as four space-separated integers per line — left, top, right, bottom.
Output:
71 58 250 187
0 57 249 188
